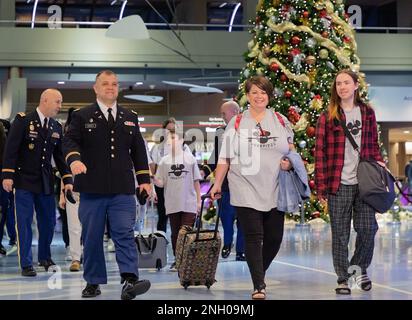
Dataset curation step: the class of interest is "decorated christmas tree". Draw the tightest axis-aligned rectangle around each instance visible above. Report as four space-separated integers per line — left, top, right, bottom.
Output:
237 0 369 222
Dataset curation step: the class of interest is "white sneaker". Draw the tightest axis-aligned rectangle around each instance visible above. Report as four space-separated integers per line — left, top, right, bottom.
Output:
65 247 72 261
6 244 18 256
107 239 115 252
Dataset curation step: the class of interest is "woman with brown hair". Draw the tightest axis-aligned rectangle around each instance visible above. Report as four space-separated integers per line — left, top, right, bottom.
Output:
210 75 294 299
315 69 384 295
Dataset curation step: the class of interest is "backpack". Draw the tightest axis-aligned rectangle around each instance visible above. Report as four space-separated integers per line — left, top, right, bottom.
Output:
234 110 286 131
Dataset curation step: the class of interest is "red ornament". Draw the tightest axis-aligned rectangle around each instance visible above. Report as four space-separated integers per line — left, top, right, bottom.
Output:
291 36 301 45
309 180 316 189
306 126 316 137
285 91 292 99
319 9 327 18
276 37 284 45
322 31 329 38
343 36 351 43
303 11 309 19
256 16 261 24
280 74 288 82
269 62 280 72
311 147 316 155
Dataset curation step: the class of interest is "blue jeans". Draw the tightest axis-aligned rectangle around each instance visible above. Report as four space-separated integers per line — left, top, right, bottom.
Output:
219 191 244 253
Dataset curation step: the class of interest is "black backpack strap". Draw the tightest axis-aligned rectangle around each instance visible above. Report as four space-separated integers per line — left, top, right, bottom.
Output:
340 119 360 153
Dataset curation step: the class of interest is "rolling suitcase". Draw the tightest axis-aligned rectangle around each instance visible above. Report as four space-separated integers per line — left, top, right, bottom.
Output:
175 192 221 289
135 195 168 270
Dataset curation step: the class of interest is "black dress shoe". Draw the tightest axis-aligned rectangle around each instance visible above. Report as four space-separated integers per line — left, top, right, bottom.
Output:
21 266 37 277
221 244 231 259
235 252 246 261
38 259 56 272
121 279 151 300
82 284 101 298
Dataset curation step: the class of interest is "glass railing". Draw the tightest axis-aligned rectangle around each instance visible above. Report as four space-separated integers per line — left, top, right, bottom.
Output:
1 20 412 33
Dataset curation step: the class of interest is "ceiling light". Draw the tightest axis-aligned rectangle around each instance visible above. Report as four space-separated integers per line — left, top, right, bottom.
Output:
189 87 223 94
57 81 65 85
135 82 143 86
404 130 410 134
124 95 163 103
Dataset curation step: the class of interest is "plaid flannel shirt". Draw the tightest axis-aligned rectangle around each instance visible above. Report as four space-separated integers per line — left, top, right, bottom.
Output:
314 104 383 198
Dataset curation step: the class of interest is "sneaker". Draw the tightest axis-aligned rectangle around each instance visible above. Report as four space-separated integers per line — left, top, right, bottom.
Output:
82 284 101 298
121 278 151 300
356 273 372 291
221 244 231 259
65 247 72 261
6 244 18 256
107 239 115 252
0 245 6 256
69 260 81 272
169 262 177 272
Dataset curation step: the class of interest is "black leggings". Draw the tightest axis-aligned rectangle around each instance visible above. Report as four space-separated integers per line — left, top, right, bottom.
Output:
154 186 168 232
236 207 285 290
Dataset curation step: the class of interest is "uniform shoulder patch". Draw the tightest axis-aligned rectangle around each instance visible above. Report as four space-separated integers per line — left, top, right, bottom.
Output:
74 108 80 112
131 110 138 115
17 112 26 117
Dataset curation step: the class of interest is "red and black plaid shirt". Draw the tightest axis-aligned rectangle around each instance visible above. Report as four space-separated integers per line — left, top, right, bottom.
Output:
314 104 383 198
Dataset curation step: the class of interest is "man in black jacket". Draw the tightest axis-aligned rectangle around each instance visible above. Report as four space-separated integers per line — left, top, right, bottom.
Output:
2 89 73 276
63 70 151 300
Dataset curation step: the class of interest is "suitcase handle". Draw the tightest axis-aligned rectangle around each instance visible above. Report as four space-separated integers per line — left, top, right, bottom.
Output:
195 186 220 241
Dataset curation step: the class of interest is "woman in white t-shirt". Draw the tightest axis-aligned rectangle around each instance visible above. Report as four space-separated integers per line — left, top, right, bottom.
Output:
154 130 201 271
210 76 294 300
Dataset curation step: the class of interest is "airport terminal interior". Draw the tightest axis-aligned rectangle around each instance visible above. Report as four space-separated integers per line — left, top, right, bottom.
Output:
0 0 411 301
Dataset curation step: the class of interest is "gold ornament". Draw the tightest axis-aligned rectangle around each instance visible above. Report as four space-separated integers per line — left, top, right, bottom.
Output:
308 68 317 87
305 55 316 65
306 163 315 175
319 49 329 59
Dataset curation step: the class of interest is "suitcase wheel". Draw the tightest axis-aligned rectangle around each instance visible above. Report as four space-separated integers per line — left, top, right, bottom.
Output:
156 259 162 271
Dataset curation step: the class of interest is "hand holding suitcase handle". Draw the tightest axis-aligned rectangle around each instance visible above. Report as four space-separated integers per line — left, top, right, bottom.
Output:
65 190 76 204
137 189 149 205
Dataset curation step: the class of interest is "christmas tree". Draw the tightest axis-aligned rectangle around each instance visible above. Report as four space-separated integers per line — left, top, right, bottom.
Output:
237 0 369 222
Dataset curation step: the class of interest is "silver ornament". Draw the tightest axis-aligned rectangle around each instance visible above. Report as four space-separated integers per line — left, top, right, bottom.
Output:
298 140 307 148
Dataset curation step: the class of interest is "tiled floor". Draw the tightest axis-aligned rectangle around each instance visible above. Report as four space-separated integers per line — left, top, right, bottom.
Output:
0 218 411 300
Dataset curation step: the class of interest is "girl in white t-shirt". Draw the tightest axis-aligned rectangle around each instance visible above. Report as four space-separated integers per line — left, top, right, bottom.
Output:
154 130 201 270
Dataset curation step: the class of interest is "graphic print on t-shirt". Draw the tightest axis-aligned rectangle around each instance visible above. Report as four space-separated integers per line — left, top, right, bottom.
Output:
248 123 278 145
347 119 362 136
168 164 188 179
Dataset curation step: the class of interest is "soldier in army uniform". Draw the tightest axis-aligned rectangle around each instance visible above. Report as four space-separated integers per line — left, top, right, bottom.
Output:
63 70 151 300
1 89 73 277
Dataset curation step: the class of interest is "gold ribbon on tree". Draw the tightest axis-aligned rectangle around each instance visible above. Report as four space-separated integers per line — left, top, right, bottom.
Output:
267 20 360 71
